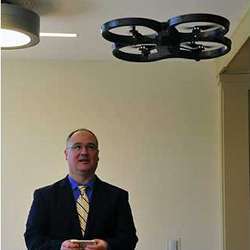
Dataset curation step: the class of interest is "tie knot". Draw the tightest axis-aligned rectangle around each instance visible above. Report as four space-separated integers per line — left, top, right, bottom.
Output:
78 185 87 195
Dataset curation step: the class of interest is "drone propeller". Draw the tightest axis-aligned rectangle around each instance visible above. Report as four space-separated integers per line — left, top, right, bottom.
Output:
131 44 157 50
117 43 158 57
101 17 162 44
137 44 157 56
180 42 215 50
128 26 147 41
180 24 219 32
167 13 230 36
180 45 206 54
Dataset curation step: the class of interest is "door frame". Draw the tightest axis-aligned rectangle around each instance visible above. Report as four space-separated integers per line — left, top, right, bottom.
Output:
220 73 250 250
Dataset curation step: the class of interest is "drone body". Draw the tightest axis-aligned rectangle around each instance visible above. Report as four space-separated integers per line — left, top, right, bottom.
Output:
101 14 231 62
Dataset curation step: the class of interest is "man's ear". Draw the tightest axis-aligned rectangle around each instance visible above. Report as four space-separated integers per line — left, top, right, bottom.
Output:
64 149 68 160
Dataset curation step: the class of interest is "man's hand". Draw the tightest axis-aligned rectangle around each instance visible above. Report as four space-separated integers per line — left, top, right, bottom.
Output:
60 240 81 250
84 239 108 250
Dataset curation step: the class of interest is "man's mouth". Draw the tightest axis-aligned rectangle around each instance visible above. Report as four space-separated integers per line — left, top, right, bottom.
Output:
79 158 90 163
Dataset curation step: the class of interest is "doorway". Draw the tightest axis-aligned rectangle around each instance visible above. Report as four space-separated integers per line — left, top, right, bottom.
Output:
220 38 250 250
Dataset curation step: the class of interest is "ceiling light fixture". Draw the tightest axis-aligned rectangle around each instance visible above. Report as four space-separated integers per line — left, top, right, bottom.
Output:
40 33 78 38
1 2 40 49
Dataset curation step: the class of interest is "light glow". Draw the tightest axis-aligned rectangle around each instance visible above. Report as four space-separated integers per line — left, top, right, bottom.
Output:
0 29 31 47
40 33 78 38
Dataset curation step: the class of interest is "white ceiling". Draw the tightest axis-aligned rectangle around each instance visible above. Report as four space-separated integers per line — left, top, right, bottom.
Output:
2 0 249 61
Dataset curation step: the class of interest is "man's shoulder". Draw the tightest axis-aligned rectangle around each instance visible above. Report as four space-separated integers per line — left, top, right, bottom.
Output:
95 176 128 195
35 176 69 194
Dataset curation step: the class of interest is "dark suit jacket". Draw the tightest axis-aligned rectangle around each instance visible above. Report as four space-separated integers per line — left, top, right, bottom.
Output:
24 176 138 250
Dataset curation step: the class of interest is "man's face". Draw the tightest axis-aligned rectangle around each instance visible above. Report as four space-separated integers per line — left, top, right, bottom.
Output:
64 131 99 177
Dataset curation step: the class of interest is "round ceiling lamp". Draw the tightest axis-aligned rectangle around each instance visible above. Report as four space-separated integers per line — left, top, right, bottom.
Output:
1 2 40 49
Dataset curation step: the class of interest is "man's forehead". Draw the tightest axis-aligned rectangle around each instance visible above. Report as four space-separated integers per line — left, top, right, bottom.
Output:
69 131 97 143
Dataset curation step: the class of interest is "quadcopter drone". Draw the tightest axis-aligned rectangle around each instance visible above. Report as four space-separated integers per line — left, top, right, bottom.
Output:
101 14 231 62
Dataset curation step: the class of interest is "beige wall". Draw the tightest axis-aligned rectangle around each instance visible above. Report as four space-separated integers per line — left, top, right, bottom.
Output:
2 59 222 250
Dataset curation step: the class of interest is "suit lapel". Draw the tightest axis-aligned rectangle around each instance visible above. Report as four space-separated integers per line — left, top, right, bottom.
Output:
58 177 83 238
85 176 106 237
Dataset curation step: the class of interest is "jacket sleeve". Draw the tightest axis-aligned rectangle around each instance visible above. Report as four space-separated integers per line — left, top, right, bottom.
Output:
24 189 63 250
106 191 138 250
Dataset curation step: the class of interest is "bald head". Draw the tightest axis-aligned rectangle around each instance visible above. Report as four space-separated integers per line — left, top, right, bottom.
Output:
66 128 98 148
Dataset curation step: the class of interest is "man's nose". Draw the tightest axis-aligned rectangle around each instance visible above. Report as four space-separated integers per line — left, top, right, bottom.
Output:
80 145 88 154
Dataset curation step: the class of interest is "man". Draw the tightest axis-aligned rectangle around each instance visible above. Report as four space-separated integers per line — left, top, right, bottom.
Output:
24 128 138 250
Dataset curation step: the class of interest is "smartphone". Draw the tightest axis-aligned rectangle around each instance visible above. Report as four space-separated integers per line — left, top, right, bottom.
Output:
70 239 96 247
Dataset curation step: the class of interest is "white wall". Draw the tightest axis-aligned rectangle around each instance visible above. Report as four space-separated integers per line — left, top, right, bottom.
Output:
2 59 221 250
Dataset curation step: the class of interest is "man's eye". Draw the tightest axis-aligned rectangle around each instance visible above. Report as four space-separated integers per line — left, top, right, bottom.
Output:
73 144 81 150
86 143 97 150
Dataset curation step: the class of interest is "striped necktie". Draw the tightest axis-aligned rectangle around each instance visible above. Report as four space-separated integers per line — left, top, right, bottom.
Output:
76 185 89 236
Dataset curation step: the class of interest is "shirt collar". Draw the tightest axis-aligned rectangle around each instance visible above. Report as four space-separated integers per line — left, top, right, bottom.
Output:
68 175 95 190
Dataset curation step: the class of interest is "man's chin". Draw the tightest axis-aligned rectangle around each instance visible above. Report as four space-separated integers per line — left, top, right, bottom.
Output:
78 162 91 169
76 164 97 176
77 168 94 176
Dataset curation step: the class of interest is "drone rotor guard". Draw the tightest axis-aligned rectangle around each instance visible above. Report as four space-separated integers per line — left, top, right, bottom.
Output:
101 14 231 62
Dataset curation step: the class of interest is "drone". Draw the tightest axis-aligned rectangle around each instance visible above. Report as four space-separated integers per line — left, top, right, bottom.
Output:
101 14 231 62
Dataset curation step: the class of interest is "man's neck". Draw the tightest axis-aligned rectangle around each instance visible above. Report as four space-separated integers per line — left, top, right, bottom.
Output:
69 173 95 185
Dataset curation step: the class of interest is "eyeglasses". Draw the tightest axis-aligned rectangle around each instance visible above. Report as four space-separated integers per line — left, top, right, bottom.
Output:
67 143 98 152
